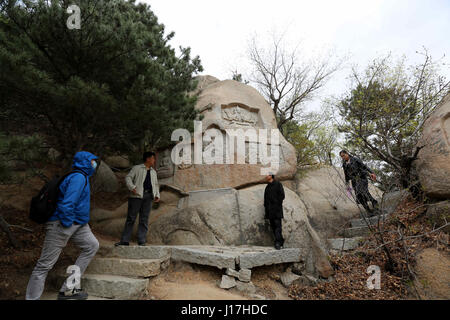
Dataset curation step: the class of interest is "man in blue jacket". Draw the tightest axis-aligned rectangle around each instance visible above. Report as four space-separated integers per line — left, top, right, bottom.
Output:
26 151 100 300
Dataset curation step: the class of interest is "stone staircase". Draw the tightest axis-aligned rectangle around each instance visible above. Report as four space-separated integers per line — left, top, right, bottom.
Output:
327 213 390 252
47 244 302 300
48 245 171 300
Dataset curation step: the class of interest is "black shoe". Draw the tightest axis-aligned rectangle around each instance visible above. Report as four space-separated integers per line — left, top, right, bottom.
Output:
57 288 88 300
138 242 146 246
274 243 281 250
114 241 129 247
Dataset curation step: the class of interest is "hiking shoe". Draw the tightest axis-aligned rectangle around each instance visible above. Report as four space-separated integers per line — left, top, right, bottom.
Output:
274 243 281 250
114 241 129 247
57 288 88 300
138 242 146 246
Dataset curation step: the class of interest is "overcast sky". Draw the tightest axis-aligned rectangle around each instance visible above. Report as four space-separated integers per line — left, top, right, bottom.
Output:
141 0 450 110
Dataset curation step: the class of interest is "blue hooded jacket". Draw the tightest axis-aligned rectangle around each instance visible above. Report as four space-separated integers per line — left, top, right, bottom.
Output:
49 151 98 227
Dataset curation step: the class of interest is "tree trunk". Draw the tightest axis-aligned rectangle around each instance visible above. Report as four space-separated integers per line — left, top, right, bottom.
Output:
399 155 423 200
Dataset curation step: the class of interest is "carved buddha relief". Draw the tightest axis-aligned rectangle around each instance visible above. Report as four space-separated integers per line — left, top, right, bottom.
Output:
221 103 260 128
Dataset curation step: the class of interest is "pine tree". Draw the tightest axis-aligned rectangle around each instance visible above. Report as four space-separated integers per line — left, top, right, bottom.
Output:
0 0 203 161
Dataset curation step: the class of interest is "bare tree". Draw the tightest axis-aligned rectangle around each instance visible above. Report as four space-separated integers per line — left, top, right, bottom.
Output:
336 49 450 190
248 33 342 130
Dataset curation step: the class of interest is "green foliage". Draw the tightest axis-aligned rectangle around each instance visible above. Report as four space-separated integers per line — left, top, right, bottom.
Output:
0 0 203 161
231 70 249 84
281 119 316 167
0 133 48 184
310 124 339 165
336 53 449 189
281 104 339 167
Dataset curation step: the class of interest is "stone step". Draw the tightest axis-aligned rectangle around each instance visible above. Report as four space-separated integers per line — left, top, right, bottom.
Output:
237 248 301 269
169 246 302 270
350 214 390 228
98 245 172 260
171 246 237 269
327 237 364 251
338 226 370 238
52 273 149 300
41 292 112 300
86 257 169 278
82 274 149 299
99 245 302 271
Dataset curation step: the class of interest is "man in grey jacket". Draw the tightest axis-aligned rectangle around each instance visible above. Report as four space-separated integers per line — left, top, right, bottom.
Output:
115 151 160 246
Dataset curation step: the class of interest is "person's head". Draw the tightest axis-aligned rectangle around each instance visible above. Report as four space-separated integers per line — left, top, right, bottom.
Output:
265 174 275 183
339 150 350 162
143 151 156 167
72 151 98 177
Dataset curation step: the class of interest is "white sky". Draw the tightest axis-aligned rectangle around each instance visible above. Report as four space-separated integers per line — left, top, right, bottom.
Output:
141 0 450 111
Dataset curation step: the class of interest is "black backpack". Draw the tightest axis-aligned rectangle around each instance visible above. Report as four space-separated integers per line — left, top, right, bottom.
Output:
29 170 88 224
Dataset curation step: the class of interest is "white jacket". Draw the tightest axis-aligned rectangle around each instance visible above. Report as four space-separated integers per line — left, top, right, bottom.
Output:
125 164 160 199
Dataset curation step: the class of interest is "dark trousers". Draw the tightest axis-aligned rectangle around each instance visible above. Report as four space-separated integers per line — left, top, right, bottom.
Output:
120 192 153 244
352 178 378 212
269 218 284 246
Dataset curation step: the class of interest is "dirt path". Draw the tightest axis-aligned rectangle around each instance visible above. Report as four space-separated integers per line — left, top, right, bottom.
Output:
149 278 247 300
148 261 292 300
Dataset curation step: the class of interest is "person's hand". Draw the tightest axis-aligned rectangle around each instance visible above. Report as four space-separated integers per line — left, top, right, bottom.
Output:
370 173 377 182
132 188 137 194
154 197 160 203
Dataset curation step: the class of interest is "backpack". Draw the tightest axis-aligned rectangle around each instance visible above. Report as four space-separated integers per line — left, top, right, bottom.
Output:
29 170 88 224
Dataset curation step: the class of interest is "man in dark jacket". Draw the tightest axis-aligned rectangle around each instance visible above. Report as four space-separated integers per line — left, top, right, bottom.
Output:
26 151 100 300
264 174 285 250
340 150 379 216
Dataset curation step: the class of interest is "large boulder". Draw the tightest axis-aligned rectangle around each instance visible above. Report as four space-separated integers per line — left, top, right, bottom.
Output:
156 77 297 192
91 185 186 237
426 201 450 234
92 184 334 278
91 161 119 193
416 94 450 200
147 186 322 248
295 166 382 239
104 155 130 169
190 75 221 97
91 76 335 277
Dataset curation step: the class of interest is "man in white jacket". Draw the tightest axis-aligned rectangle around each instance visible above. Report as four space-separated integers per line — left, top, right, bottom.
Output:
115 151 160 246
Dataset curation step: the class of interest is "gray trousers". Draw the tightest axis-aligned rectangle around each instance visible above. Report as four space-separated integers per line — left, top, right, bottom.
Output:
120 192 153 244
25 220 99 300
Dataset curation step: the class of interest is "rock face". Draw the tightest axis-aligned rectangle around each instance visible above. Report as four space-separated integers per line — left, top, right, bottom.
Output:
91 161 119 193
92 184 334 278
426 201 450 234
156 77 297 192
295 166 382 239
91 76 334 277
416 94 450 200
104 155 130 169
147 186 321 250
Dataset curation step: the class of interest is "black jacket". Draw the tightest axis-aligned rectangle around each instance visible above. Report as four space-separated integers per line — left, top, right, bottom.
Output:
343 156 373 183
264 180 285 219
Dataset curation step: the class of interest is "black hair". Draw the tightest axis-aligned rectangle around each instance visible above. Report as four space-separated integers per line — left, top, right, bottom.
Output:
339 150 349 156
143 151 156 163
